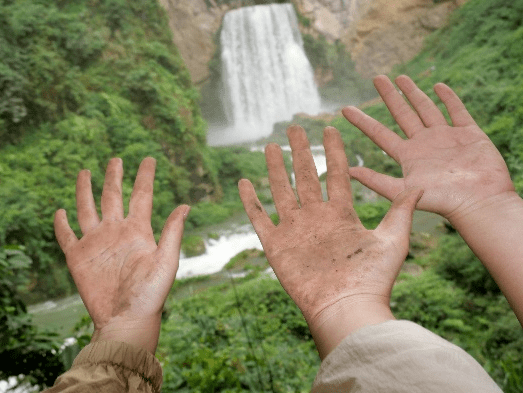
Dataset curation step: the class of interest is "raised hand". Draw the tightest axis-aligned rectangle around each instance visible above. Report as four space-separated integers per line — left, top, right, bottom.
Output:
343 75 514 219
239 126 422 358
54 157 189 354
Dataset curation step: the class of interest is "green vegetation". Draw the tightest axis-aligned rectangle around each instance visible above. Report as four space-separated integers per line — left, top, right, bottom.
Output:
224 249 267 272
158 276 318 392
0 0 273 302
0 246 64 388
0 0 221 300
182 235 207 257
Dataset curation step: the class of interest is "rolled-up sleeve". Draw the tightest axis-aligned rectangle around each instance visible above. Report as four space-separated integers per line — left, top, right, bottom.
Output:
312 320 502 393
43 341 162 393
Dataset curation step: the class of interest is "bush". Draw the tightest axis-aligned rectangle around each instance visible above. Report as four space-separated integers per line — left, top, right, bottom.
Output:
0 246 64 389
159 277 318 392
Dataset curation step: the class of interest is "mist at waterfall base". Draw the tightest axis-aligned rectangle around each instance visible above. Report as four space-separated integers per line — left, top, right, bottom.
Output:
206 4 322 146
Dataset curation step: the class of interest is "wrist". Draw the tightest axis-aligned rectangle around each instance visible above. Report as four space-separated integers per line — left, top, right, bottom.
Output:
91 315 162 354
446 191 521 225
306 295 395 360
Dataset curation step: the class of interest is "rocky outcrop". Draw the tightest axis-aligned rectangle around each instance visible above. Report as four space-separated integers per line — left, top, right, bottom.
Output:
293 0 372 41
158 0 228 85
343 0 468 77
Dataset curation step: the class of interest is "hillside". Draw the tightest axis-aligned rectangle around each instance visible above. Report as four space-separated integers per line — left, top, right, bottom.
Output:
0 0 223 300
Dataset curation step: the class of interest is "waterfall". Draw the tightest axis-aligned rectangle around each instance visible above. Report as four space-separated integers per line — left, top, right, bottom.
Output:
208 4 321 146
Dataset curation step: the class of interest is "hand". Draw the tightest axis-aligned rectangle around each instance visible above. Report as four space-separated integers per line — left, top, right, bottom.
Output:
54 157 189 354
343 75 514 219
239 126 422 358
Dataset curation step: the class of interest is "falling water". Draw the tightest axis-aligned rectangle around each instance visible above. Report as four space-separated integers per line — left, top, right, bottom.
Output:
207 4 321 146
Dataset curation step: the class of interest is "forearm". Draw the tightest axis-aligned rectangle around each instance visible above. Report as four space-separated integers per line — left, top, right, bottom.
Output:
448 191 523 325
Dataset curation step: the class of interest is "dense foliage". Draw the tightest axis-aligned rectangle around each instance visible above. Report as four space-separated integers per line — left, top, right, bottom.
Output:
159 277 318 392
0 246 64 388
0 0 273 301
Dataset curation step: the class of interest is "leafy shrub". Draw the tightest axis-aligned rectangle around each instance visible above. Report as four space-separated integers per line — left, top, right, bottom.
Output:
182 235 207 257
0 246 64 389
432 234 500 295
159 277 318 392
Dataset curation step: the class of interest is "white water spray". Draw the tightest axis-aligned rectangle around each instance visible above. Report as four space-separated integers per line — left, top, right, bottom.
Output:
207 4 321 145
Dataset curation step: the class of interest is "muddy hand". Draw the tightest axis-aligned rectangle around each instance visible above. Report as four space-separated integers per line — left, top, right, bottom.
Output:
239 126 422 358
54 157 189 354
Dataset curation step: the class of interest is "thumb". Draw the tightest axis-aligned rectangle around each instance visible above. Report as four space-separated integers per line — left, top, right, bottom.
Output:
375 187 424 248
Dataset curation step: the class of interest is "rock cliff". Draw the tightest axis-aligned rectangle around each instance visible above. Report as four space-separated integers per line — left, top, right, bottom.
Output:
158 0 228 85
158 0 468 84
343 0 468 77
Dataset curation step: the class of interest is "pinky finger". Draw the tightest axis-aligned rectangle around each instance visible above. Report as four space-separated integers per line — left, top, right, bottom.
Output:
54 209 78 253
348 167 404 201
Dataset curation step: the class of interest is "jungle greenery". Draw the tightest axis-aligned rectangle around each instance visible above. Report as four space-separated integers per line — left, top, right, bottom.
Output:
1 0 523 390
0 0 270 302
0 246 64 389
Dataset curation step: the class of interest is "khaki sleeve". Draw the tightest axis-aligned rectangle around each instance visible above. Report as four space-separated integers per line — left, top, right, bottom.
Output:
42 341 163 393
311 320 503 393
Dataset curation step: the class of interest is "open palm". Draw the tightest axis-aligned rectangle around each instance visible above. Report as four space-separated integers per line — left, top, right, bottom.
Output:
239 126 422 329
54 157 188 352
343 75 514 218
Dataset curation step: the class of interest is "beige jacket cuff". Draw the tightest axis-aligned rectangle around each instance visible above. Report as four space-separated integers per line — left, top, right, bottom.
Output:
311 320 502 393
44 341 162 393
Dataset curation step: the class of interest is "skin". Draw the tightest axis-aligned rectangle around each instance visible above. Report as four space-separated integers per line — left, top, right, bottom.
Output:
239 126 423 359
343 75 523 326
54 157 190 354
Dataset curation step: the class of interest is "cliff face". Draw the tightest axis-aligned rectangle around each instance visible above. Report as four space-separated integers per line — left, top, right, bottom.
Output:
158 0 227 85
343 0 468 77
159 0 468 83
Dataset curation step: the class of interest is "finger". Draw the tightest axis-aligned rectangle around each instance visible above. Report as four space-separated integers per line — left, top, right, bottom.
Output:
157 204 190 273
342 106 403 162
375 187 424 248
266 143 299 216
101 158 124 221
287 125 323 206
373 74 424 138
434 83 477 127
348 167 404 201
395 75 448 127
129 157 156 222
54 209 78 253
323 127 352 202
238 179 275 237
76 169 100 235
